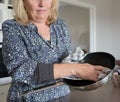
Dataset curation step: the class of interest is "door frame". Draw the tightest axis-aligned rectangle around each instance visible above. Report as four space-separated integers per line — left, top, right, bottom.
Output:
60 0 96 52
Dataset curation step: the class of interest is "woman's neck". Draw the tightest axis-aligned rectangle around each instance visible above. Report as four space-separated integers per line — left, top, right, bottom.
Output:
31 20 50 41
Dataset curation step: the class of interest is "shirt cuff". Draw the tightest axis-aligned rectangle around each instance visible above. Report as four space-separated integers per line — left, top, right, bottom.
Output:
32 63 54 82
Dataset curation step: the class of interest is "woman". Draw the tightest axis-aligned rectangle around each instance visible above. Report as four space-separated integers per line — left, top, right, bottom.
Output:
2 0 104 102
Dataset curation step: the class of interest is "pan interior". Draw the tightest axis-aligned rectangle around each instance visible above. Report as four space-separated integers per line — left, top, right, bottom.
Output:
63 52 115 87
80 52 115 69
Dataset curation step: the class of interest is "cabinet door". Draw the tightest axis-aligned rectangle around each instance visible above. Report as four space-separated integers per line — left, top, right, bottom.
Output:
0 3 8 29
0 84 10 102
0 0 4 3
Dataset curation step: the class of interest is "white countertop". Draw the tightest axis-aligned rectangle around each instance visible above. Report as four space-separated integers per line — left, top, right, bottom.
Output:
0 77 12 85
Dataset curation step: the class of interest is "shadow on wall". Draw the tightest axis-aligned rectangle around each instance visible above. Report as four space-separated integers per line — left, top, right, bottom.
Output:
70 30 89 52
59 3 90 52
78 32 89 52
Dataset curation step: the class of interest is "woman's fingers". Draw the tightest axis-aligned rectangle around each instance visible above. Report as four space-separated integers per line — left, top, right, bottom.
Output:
94 65 105 71
76 64 105 81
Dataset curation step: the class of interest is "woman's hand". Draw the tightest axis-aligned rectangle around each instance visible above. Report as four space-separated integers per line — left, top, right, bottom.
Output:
54 63 104 81
73 63 104 81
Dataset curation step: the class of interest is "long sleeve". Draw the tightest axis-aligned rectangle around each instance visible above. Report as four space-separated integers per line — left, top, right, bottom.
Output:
2 20 55 86
3 19 71 102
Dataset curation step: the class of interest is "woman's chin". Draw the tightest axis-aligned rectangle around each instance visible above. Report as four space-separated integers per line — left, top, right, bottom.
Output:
34 18 47 23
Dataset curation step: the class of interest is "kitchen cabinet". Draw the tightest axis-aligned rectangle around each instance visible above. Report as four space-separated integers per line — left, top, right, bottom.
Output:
0 2 13 48
0 83 10 102
0 3 8 29
0 0 12 5
0 0 13 28
0 0 4 3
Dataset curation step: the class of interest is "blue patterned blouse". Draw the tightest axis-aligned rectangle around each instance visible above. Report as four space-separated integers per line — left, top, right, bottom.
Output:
2 19 72 102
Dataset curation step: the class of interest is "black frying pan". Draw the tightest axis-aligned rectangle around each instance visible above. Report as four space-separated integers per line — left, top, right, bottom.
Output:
80 52 115 69
63 52 115 87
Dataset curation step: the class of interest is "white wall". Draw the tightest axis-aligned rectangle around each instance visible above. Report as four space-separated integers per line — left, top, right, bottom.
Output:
83 0 120 60
111 0 120 60
60 0 120 60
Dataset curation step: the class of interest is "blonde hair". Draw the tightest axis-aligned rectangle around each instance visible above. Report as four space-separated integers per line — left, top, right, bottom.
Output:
12 0 58 25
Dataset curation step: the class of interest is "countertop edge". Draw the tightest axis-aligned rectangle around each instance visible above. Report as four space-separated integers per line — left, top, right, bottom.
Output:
0 77 12 86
